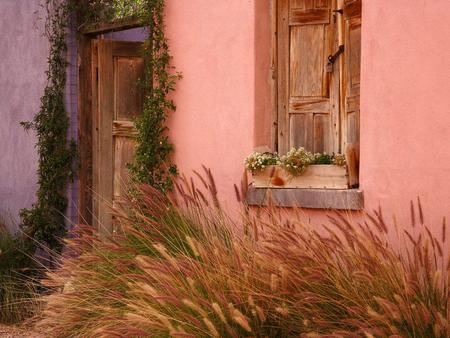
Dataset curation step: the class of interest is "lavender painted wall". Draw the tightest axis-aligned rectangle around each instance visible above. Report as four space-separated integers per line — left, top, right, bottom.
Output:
66 20 79 228
103 27 148 41
0 0 48 230
0 2 79 229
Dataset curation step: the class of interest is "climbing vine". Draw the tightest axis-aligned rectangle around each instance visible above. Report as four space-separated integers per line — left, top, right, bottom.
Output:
21 0 75 253
130 0 179 191
21 0 178 251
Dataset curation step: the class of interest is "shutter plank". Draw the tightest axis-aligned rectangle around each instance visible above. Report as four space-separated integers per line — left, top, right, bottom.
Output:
270 0 278 151
290 114 306 148
290 114 314 151
344 0 362 18
342 0 361 185
330 7 341 153
290 0 305 9
346 94 360 113
315 0 328 8
348 24 361 87
290 9 329 25
347 112 358 143
290 98 330 113
304 0 315 9
278 0 290 154
314 114 330 153
343 4 361 149
290 25 325 97
290 0 330 11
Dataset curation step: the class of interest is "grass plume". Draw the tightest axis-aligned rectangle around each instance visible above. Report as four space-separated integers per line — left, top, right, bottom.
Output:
38 171 450 337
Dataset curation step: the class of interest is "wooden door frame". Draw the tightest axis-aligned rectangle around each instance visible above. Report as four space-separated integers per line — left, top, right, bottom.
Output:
77 17 145 226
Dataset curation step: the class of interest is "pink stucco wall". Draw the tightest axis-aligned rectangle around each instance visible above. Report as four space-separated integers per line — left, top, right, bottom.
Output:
166 0 450 225
360 0 450 226
0 0 48 229
165 0 259 211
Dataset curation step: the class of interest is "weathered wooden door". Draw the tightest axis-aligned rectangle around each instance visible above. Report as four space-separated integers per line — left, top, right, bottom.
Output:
92 39 144 233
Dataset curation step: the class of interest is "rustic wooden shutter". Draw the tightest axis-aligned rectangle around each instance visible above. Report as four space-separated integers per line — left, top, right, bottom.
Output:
342 0 361 187
342 0 361 148
278 0 340 155
92 39 144 234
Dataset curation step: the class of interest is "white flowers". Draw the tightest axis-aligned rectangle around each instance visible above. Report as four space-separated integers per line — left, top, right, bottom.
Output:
245 148 346 175
244 152 279 172
279 147 314 176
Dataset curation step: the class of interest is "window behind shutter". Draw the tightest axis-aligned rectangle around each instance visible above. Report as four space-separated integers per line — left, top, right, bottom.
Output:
277 0 340 155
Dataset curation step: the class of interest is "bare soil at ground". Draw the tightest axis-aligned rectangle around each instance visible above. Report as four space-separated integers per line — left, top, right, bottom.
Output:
0 324 43 338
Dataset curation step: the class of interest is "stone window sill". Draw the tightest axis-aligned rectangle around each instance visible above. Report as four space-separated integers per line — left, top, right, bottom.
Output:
246 186 364 210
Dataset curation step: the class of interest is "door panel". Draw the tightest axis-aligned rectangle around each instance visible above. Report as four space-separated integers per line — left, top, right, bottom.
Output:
113 137 137 200
92 39 144 234
115 57 144 120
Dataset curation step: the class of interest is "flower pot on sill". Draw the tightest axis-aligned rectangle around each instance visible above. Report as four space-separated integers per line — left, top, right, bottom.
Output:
251 165 348 190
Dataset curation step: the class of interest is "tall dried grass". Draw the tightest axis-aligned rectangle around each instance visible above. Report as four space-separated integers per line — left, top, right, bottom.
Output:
39 172 450 337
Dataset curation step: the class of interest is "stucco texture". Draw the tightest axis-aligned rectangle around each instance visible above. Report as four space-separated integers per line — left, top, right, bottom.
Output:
165 0 267 211
360 0 450 226
0 0 48 229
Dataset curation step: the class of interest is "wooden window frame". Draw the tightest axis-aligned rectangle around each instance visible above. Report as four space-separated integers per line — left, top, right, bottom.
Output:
247 0 363 210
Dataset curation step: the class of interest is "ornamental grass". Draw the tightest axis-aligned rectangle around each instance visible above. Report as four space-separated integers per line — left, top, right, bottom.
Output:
38 170 450 337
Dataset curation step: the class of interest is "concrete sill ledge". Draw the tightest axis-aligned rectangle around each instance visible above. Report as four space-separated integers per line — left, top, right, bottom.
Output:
246 186 364 211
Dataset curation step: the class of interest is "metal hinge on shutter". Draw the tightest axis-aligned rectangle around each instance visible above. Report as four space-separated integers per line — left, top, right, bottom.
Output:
326 45 345 73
